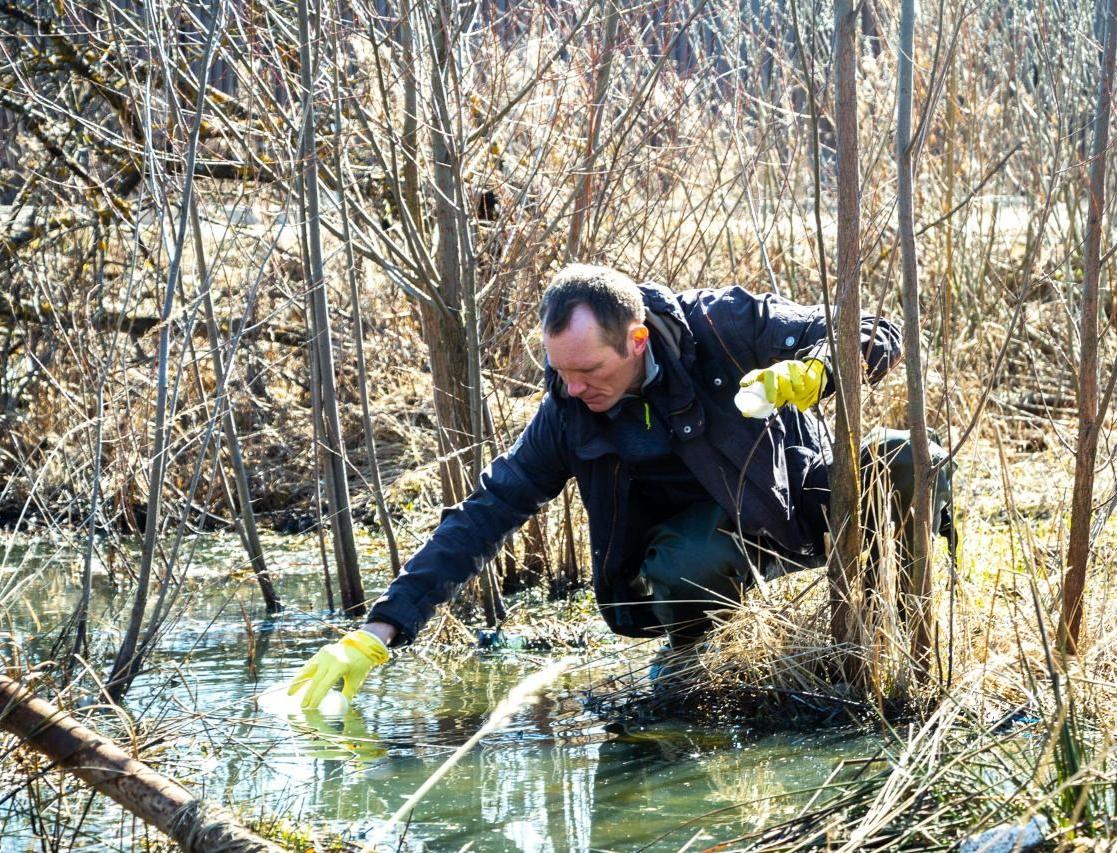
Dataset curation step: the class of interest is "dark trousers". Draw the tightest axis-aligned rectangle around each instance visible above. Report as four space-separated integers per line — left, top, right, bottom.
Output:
638 430 953 646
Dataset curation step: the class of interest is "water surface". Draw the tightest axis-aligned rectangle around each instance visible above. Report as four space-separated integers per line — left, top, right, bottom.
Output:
0 534 876 851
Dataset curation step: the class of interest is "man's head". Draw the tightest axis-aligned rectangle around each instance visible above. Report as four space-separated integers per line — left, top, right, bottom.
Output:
540 264 649 412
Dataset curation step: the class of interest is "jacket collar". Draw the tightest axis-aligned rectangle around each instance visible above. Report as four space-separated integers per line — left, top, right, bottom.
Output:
636 283 698 416
637 282 694 368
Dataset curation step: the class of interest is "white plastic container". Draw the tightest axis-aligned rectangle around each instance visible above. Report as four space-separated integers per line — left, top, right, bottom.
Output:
734 382 776 419
257 681 351 717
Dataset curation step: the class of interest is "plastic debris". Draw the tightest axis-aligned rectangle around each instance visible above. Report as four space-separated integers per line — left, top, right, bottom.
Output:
958 815 1049 853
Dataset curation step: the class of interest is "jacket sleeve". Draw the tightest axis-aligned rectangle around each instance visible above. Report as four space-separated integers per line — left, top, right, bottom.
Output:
367 394 572 644
710 287 902 391
795 306 903 390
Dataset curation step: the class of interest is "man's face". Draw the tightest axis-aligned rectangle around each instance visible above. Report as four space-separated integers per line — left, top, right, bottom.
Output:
543 304 647 413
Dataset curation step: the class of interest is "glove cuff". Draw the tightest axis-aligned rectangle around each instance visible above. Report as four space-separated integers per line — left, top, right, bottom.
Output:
342 628 391 665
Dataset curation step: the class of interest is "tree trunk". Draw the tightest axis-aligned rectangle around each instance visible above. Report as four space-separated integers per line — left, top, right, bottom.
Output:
522 515 551 589
426 0 505 625
1060 0 1117 655
297 0 365 616
425 0 476 505
189 198 281 614
0 676 283 853
829 0 864 680
71 380 104 664
397 0 469 503
298 171 336 614
398 0 424 243
896 0 935 677
107 1 223 700
418 302 475 504
557 486 581 595
332 35 402 579
567 0 621 260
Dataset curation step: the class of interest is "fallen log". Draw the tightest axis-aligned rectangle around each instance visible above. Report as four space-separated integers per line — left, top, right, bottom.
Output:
0 674 285 853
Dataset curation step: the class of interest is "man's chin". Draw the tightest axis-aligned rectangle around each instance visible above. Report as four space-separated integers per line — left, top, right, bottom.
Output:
581 397 616 413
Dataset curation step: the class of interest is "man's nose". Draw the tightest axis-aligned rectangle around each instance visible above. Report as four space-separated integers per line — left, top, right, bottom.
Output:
567 378 587 396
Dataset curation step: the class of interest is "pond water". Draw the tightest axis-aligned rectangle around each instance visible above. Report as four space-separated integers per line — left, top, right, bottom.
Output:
0 533 877 852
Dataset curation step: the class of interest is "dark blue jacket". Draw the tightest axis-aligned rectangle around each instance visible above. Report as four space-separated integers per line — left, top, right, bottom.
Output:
368 284 902 642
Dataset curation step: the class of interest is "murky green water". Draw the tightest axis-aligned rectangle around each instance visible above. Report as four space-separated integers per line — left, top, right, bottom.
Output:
0 533 876 851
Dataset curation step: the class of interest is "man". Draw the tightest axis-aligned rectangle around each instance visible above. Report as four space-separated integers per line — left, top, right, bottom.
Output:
290 264 909 710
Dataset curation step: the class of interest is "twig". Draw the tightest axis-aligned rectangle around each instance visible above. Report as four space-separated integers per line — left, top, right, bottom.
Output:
362 660 569 851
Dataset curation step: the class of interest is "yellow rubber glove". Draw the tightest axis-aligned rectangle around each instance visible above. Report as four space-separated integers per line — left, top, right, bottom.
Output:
288 628 390 710
739 358 827 412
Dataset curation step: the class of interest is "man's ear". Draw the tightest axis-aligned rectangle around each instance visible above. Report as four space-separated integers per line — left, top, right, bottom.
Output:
632 324 649 355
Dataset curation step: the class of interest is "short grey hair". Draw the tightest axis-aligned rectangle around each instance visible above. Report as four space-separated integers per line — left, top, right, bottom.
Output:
539 264 645 355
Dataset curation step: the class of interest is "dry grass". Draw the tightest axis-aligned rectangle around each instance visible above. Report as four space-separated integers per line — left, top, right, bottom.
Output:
589 419 1117 848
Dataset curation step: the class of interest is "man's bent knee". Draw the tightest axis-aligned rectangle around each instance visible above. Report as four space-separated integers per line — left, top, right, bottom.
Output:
860 427 953 538
638 502 754 643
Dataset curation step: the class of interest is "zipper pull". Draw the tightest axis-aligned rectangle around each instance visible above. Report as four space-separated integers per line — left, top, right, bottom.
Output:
644 400 651 431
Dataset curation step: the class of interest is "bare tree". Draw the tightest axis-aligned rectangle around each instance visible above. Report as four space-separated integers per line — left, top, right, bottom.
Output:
567 0 622 261
297 0 365 615
189 196 282 614
1060 0 1117 655
106 0 225 699
829 0 865 677
328 23 402 579
896 0 935 676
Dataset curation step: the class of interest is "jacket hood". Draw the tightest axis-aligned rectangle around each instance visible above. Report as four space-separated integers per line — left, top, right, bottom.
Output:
544 282 694 398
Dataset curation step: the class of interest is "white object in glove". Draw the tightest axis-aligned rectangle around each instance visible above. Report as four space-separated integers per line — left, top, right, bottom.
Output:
734 382 776 418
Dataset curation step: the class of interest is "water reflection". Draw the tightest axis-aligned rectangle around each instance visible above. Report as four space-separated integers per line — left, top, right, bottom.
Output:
1 534 876 851
227 651 870 851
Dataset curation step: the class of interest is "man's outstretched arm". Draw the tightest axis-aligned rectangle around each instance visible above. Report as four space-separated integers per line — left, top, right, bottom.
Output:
290 394 572 709
365 393 573 644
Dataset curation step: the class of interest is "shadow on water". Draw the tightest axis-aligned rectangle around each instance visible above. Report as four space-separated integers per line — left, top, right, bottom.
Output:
0 534 878 851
